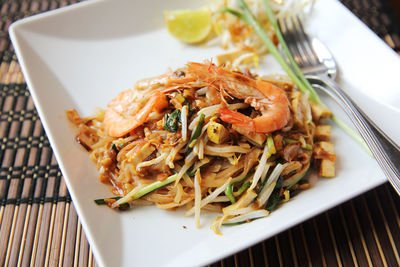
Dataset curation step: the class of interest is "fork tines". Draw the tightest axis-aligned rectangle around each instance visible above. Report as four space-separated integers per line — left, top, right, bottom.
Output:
278 15 319 67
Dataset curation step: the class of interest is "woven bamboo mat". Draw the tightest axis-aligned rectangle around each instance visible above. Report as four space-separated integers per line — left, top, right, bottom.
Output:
0 0 399 266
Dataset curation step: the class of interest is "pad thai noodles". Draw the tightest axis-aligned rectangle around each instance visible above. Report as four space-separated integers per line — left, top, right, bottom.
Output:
208 0 314 67
67 61 335 234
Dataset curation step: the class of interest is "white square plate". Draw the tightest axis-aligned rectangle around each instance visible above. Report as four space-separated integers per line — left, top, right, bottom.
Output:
9 0 400 266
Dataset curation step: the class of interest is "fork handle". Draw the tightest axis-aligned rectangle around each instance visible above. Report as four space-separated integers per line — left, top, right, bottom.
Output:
307 75 400 195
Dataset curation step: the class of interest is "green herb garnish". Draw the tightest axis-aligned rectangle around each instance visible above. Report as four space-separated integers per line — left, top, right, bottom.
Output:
265 177 283 211
265 191 280 212
164 109 181 132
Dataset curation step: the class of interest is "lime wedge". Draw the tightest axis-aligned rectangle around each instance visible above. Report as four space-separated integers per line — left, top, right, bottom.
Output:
164 7 212 44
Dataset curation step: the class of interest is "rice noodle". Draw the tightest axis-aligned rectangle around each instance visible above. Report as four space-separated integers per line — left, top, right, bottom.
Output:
211 216 226 235
111 185 145 209
136 152 167 171
174 183 184 203
182 173 194 188
210 196 231 203
192 157 210 171
232 52 256 67
204 151 235 158
156 197 193 210
205 145 251 154
165 141 187 168
175 152 195 185
194 170 202 228
283 162 310 187
223 210 270 224
214 161 245 182
223 205 257 216
185 177 232 216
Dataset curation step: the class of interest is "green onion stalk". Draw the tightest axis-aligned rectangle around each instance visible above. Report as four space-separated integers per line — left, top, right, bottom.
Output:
225 172 254 204
225 174 248 204
101 174 179 208
125 174 179 201
186 113 205 154
225 134 275 204
222 0 367 151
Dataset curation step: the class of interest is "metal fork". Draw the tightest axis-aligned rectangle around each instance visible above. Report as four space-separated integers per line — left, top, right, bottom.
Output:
278 15 400 195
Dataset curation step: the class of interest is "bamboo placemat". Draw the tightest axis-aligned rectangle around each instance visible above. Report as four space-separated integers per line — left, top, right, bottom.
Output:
0 0 399 266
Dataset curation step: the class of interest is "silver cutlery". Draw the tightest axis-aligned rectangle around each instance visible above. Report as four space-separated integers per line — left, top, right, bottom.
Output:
278 15 400 195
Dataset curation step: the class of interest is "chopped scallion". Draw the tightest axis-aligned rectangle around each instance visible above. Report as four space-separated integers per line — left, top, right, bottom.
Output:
225 172 254 204
186 113 205 154
237 181 251 195
164 109 181 133
117 174 179 206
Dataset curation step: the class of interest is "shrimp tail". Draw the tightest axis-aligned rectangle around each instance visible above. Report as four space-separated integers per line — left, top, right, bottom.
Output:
219 108 255 133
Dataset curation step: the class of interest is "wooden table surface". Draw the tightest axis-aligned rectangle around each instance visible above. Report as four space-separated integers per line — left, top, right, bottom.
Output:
0 0 399 266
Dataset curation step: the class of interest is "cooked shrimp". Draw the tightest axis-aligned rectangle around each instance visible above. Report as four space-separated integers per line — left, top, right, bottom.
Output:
186 62 290 133
104 90 168 138
134 74 170 91
135 71 198 92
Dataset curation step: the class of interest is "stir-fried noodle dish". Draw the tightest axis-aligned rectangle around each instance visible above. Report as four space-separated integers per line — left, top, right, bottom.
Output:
208 0 314 67
67 61 335 233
